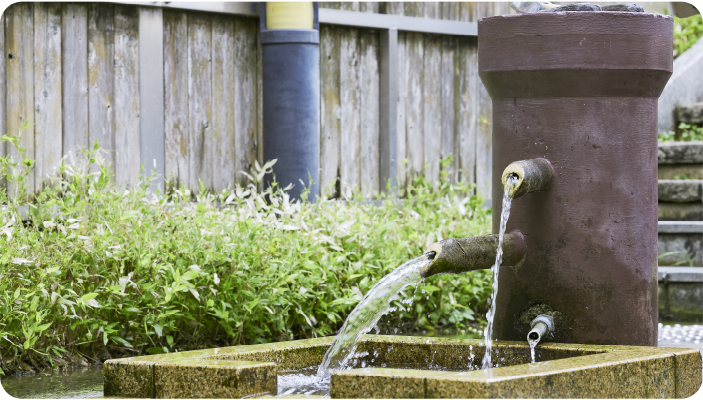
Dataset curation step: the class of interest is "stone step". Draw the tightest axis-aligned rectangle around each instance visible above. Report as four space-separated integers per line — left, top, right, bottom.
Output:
658 141 703 164
658 266 703 322
658 164 703 179
659 180 703 203
658 222 703 266
657 142 703 180
659 266 703 282
676 102 703 125
658 203 703 221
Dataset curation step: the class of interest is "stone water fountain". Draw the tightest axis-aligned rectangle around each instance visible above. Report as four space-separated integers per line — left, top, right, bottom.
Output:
103 10 702 399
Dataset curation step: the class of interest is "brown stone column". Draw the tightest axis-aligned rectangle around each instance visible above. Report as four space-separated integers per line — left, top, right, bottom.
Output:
478 12 673 346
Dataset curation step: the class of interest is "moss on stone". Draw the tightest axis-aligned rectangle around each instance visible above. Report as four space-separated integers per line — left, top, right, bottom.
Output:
517 303 566 339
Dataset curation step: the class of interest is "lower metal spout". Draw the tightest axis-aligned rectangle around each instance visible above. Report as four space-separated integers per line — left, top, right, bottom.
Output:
527 314 555 345
420 231 527 278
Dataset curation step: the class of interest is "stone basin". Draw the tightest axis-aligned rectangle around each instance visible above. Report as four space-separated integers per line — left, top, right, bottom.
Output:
103 335 702 399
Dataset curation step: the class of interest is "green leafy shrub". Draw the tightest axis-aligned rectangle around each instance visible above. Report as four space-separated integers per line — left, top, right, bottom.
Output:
0 135 492 375
658 122 703 142
672 12 703 59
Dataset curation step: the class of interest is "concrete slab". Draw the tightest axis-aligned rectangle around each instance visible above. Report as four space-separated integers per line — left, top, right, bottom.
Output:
659 266 703 282
659 164 703 180
659 221 703 233
676 102 703 125
659 180 703 203
659 142 703 164
659 203 703 221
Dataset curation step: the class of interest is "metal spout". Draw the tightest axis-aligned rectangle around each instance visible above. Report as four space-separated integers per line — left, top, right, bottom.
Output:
527 314 555 345
420 231 527 278
501 158 554 199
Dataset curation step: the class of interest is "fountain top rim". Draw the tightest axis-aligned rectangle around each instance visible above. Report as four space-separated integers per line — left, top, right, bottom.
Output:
479 10 673 23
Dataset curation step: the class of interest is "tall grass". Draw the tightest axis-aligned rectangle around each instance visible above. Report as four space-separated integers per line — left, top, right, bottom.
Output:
0 132 492 375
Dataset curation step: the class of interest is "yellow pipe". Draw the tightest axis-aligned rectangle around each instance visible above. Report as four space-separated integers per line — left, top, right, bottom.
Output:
266 2 313 30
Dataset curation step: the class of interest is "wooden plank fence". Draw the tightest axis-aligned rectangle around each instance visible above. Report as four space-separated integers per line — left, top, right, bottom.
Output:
0 2 513 200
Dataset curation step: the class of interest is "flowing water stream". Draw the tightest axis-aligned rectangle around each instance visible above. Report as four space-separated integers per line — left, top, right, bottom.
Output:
316 254 432 378
277 254 432 396
481 174 519 370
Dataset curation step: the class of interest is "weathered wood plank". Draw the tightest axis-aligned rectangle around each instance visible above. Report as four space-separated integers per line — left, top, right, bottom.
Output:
234 17 258 188
359 1 380 196
163 10 188 189
405 3 423 183
384 2 404 15
187 12 212 192
62 3 89 161
0 9 6 190
359 28 379 198
458 2 477 186
383 2 405 191
320 3 341 9
34 3 62 189
359 1 379 196
493 1 512 16
210 15 235 192
5 3 35 195
397 30 407 192
441 2 459 182
475 2 493 200
88 3 115 178
359 2 379 13
342 2 360 12
422 4 441 186
256 28 263 169
338 3 360 198
319 23 340 198
114 4 140 188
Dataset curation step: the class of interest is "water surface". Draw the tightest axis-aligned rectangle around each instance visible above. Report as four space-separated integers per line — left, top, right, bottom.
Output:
1 367 103 399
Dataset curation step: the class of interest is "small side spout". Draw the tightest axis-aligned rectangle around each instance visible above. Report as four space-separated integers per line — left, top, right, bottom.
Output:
502 158 554 199
421 231 527 278
527 314 555 345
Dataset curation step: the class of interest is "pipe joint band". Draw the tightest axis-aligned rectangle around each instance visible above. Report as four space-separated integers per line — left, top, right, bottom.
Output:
261 29 320 45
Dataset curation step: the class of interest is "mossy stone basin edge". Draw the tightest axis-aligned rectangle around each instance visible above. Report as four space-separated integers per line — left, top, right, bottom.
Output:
103 334 702 399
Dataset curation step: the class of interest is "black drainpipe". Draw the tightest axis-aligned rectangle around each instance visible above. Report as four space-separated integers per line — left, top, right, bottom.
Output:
260 2 320 202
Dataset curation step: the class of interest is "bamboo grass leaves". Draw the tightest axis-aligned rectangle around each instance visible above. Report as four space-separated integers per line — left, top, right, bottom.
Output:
0 143 493 374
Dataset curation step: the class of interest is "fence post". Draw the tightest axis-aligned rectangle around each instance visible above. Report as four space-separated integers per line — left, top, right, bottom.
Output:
138 6 165 194
379 28 398 196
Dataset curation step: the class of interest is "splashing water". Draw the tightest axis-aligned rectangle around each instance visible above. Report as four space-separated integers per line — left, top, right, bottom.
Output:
481 174 519 370
316 255 432 379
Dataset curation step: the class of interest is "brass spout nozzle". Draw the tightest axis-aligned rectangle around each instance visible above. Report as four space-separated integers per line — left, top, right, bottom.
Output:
502 158 554 199
420 231 527 278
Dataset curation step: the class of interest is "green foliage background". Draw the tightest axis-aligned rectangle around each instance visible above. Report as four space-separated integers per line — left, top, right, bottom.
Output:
672 12 703 59
658 12 703 143
0 137 492 375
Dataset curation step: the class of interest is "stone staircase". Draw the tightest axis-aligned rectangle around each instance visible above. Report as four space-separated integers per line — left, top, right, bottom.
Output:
658 141 703 221
658 141 703 264
658 139 703 322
